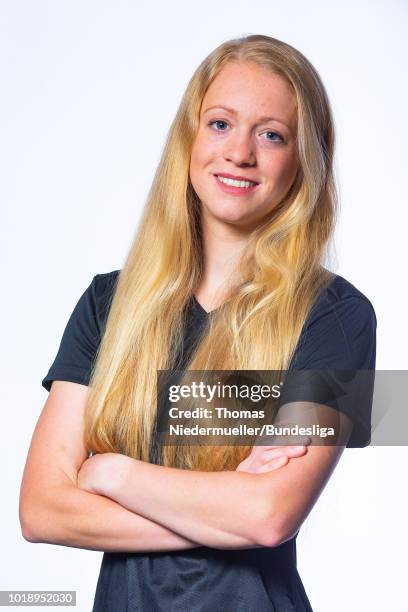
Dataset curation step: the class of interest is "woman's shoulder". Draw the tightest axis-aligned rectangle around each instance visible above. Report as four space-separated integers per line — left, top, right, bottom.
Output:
91 269 121 331
322 272 376 306
41 269 121 392
309 272 377 329
290 272 377 371
93 269 121 297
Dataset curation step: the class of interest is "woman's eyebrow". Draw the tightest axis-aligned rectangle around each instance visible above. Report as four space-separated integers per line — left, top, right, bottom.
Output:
202 105 292 132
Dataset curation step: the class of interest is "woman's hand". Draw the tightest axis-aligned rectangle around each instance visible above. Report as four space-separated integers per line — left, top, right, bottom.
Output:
77 452 132 497
236 443 309 474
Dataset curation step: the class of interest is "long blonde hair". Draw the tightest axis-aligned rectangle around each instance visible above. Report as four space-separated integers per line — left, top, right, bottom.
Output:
84 34 337 471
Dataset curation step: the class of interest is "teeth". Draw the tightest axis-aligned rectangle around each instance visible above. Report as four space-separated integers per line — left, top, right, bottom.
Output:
217 175 257 188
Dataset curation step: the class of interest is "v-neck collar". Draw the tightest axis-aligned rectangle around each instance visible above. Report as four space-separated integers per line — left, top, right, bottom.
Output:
191 295 219 315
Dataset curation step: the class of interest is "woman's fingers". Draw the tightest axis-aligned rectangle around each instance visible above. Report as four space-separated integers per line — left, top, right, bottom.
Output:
235 441 310 473
259 445 308 463
256 455 289 472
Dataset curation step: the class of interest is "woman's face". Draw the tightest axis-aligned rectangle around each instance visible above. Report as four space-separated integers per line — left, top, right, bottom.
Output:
189 61 299 231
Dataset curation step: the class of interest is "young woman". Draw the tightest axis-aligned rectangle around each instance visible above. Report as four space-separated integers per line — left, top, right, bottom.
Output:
20 34 376 611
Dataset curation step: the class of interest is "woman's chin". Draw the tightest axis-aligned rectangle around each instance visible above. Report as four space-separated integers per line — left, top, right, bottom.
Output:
203 204 257 227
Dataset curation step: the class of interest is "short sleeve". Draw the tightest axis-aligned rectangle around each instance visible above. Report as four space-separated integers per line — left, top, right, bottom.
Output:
286 289 377 448
41 276 101 392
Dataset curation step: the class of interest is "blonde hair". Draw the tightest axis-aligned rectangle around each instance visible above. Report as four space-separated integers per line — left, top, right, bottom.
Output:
84 34 337 471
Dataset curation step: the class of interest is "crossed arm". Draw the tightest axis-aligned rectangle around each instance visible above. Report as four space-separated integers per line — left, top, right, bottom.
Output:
77 403 352 550
21 379 352 554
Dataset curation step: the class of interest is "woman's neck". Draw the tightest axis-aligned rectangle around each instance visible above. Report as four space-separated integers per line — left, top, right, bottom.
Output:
195 214 251 311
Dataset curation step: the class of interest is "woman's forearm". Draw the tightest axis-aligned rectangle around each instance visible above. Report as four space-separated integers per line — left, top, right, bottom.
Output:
21 482 203 553
93 455 268 549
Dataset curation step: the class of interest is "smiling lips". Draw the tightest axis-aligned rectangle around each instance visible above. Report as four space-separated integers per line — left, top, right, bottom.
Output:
213 173 260 195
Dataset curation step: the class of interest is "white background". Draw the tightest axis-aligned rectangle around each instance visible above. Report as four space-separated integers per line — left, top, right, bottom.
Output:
2 1 407 610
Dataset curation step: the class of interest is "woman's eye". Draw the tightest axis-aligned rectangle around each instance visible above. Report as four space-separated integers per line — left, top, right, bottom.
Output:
207 121 284 143
208 120 229 131
263 131 284 143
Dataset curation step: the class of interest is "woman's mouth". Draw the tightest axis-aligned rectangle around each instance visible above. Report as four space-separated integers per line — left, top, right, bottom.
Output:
213 174 260 195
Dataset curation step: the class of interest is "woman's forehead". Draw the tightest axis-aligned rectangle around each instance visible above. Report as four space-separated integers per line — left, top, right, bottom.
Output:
201 62 297 133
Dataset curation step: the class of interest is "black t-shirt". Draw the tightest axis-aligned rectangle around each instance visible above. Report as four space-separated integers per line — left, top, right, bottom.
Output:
41 269 377 612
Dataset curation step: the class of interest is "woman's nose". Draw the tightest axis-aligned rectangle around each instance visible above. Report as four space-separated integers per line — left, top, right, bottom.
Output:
223 131 256 166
